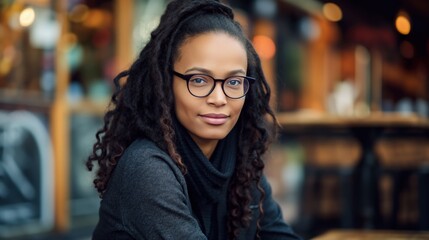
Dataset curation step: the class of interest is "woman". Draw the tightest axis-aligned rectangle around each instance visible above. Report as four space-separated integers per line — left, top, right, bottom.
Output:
87 0 301 239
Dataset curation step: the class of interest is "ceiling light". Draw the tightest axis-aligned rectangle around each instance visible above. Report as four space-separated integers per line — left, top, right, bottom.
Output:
19 7 36 27
322 2 342 22
395 11 411 35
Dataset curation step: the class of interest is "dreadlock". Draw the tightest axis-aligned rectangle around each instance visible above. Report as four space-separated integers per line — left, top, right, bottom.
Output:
86 0 278 239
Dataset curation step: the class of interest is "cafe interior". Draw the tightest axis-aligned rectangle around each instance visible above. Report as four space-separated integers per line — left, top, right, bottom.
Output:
0 0 428 239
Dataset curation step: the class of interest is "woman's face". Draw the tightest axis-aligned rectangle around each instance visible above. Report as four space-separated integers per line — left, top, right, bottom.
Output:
173 32 247 147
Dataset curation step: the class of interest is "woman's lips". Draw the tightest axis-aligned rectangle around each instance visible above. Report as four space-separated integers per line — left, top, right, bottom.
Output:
199 113 229 125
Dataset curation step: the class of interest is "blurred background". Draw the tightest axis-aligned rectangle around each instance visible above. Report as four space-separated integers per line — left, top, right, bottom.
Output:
0 0 428 239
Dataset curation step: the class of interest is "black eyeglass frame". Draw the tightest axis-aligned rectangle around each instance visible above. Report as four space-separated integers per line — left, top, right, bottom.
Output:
172 71 255 99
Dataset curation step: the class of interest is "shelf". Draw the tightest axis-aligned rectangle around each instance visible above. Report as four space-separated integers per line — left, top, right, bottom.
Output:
0 89 53 112
69 98 110 116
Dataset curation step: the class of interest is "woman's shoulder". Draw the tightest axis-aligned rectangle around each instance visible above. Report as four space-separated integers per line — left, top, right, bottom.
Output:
124 138 169 159
104 138 189 200
115 138 185 183
120 139 175 167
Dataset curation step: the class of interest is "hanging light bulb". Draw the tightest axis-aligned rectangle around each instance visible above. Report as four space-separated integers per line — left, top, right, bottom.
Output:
322 2 342 22
395 10 411 35
19 7 36 27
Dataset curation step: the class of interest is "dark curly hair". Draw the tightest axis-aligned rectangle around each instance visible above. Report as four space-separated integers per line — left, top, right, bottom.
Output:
86 0 278 239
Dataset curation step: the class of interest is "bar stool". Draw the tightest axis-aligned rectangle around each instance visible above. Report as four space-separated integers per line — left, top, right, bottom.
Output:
418 164 429 230
297 136 360 234
377 136 429 230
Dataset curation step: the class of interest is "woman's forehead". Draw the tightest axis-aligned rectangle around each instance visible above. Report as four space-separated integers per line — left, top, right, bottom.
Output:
174 32 248 76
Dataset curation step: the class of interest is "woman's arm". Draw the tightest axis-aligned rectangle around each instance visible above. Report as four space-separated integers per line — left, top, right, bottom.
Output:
259 176 303 240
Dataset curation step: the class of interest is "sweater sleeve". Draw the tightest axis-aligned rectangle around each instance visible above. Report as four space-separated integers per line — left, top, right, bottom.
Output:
259 176 303 240
119 144 207 239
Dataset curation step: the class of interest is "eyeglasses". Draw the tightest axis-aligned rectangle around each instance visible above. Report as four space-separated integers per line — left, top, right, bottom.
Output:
173 71 255 99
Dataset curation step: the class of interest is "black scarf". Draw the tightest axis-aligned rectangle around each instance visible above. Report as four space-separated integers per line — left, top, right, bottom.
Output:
174 119 237 239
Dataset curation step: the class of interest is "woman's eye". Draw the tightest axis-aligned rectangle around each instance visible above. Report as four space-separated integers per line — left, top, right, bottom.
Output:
227 79 242 86
190 77 207 84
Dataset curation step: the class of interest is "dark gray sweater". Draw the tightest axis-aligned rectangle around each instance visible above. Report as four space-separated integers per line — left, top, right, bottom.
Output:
92 139 301 239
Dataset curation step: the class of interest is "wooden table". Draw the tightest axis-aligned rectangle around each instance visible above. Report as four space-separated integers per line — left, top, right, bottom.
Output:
276 112 428 128
313 229 429 240
276 112 429 229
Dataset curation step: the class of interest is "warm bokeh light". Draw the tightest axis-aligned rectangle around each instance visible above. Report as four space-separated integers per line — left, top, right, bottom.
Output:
19 7 35 27
322 3 342 22
83 9 112 29
395 11 411 35
400 40 414 59
69 4 89 23
252 35 276 60
64 32 78 46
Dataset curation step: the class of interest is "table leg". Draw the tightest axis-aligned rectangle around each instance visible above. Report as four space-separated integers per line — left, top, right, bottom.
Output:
419 165 429 230
351 127 383 229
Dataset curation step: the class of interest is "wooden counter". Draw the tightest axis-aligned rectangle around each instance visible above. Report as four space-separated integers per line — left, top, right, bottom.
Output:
313 229 429 240
276 112 429 128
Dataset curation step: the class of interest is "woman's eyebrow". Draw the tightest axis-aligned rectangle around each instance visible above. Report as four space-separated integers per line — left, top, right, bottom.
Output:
228 69 246 75
184 67 246 76
184 67 211 74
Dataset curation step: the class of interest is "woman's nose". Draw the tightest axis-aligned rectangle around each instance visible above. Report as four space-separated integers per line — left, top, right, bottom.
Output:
206 82 227 106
